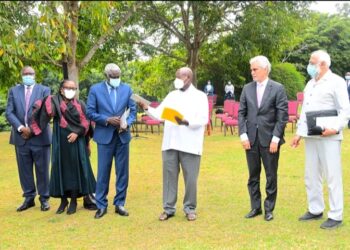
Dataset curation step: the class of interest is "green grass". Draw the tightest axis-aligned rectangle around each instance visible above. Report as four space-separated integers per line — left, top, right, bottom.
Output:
1 124 350 249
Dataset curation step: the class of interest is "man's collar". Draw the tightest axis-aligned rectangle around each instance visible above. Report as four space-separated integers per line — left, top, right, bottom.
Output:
256 78 269 86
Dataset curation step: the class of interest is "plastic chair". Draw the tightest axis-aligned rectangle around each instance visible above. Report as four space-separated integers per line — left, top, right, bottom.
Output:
297 92 304 106
223 102 240 136
288 100 299 132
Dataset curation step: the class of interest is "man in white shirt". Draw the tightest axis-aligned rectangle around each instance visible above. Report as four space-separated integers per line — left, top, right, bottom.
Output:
204 80 214 96
139 67 208 221
291 50 350 229
238 56 288 222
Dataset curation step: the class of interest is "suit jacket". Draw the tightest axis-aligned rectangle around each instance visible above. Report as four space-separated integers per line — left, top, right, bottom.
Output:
238 79 288 147
86 81 136 145
5 83 52 146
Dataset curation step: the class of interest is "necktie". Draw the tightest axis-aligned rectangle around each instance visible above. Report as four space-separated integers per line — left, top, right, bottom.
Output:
110 87 117 111
257 83 263 107
25 86 32 125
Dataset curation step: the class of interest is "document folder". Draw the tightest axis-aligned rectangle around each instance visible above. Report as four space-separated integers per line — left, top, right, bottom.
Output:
305 109 338 135
161 107 184 124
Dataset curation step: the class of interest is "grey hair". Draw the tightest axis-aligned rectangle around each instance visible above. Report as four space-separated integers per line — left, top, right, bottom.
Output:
21 66 35 75
311 50 331 67
104 63 121 75
249 55 271 74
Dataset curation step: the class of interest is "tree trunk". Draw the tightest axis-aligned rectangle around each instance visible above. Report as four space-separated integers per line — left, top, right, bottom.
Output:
188 46 199 87
68 63 79 86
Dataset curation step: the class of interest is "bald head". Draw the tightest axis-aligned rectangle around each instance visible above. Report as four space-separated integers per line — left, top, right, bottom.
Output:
176 67 193 82
21 66 35 76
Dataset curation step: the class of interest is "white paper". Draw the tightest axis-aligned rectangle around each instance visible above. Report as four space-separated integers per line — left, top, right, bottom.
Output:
131 93 151 106
316 116 338 129
120 108 130 129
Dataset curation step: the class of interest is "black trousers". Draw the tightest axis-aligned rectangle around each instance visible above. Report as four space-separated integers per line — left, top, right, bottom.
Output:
245 136 280 212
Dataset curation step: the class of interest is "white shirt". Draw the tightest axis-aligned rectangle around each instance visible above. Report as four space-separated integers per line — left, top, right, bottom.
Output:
147 84 209 155
240 78 280 144
225 84 234 94
296 70 350 140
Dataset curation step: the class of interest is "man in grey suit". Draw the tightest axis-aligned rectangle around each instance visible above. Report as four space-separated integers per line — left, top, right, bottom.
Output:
5 66 52 212
238 56 288 221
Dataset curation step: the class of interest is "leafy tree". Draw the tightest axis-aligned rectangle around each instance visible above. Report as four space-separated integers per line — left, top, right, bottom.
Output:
270 63 305 99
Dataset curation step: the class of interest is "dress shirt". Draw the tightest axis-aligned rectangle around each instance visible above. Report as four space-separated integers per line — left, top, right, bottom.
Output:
18 84 35 131
147 84 208 155
240 78 280 144
225 84 234 94
296 70 350 139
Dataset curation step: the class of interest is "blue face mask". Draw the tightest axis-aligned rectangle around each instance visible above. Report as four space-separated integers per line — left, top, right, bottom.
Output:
22 75 35 86
345 76 350 80
307 64 319 79
109 78 120 88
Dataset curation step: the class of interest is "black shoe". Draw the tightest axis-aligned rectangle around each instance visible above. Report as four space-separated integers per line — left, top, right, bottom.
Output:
320 218 342 229
17 198 35 212
299 211 323 221
94 208 107 219
245 208 262 218
56 198 69 214
40 200 50 211
83 194 98 210
115 206 129 216
264 212 273 221
67 200 77 215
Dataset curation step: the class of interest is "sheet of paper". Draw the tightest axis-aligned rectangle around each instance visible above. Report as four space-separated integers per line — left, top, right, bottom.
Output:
316 116 338 129
120 108 130 129
131 93 151 106
161 107 184 124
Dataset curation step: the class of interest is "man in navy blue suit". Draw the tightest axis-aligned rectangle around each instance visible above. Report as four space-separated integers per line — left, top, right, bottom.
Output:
5 66 52 212
87 63 136 219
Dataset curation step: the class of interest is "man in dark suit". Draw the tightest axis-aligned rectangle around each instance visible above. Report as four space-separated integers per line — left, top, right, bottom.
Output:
238 56 288 221
5 66 52 212
86 63 136 219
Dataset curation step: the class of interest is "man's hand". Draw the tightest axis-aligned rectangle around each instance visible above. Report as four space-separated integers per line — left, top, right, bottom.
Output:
175 116 189 126
241 140 251 150
321 128 337 137
269 142 278 153
21 127 32 140
291 135 301 148
107 116 121 127
67 132 78 143
137 101 148 111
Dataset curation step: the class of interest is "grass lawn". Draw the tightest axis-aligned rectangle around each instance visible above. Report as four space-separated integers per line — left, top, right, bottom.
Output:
1 123 350 249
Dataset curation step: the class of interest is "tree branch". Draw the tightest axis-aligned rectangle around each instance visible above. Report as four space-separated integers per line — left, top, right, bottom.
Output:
78 1 142 69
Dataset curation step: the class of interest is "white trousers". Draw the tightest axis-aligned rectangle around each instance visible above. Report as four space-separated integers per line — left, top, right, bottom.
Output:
304 138 343 221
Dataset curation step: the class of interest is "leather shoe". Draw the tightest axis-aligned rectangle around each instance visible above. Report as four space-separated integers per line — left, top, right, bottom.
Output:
264 212 273 221
115 206 129 216
40 200 50 211
245 208 262 218
320 218 342 229
94 208 107 219
299 211 323 221
17 199 35 212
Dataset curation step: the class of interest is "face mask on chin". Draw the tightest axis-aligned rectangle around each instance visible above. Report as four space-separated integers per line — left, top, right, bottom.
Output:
174 78 185 90
63 89 76 100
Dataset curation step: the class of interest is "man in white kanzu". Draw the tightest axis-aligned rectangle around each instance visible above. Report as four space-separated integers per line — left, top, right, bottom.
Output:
139 67 208 221
291 50 350 229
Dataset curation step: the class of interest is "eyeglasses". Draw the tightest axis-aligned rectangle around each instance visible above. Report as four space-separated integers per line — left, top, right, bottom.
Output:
22 72 35 76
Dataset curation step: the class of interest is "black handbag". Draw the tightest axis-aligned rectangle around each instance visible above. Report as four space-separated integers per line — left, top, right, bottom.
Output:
305 109 338 135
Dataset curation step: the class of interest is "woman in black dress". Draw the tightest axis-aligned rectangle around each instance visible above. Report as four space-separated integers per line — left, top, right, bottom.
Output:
31 80 96 214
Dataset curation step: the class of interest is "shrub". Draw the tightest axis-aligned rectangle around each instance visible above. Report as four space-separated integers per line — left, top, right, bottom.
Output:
270 63 305 99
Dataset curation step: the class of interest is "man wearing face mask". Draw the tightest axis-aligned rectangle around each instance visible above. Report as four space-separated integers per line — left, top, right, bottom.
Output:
204 80 214 96
5 66 52 212
291 50 350 229
138 67 208 221
86 63 136 219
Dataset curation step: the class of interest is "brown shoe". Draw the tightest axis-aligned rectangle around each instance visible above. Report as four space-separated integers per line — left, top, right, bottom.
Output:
159 212 174 221
186 213 196 221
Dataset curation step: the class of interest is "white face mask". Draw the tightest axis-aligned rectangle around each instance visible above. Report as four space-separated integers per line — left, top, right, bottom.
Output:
64 89 76 100
174 78 184 89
